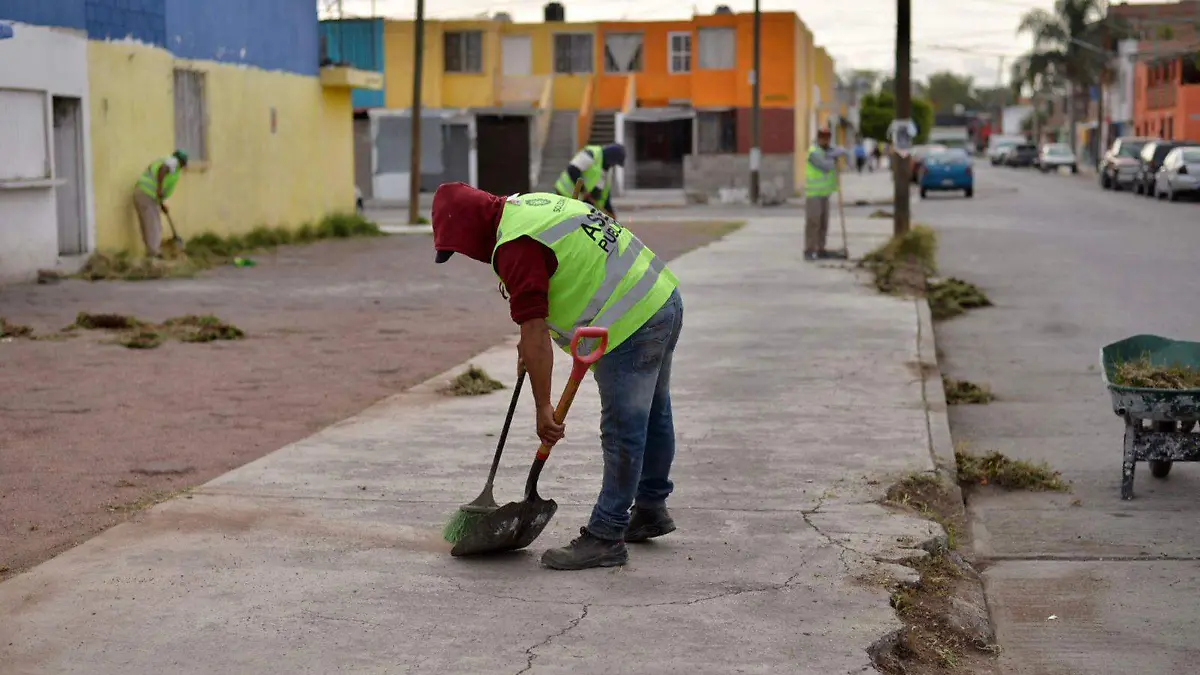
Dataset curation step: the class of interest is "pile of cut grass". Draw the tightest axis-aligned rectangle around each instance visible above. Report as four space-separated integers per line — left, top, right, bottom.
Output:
860 225 938 295
443 366 505 396
927 277 992 320
0 317 33 338
943 378 994 405
71 312 244 350
868 209 894 219
955 447 1068 492
79 212 383 281
1111 356 1200 390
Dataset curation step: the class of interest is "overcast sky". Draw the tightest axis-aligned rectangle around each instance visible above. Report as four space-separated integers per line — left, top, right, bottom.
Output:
320 0 1159 88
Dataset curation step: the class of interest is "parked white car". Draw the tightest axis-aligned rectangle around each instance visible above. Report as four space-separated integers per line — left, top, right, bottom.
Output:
1154 146 1200 201
1038 143 1078 174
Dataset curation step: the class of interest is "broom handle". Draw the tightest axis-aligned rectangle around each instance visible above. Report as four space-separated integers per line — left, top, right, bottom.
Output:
572 178 585 200
836 159 848 251
483 368 525 488
534 327 608 461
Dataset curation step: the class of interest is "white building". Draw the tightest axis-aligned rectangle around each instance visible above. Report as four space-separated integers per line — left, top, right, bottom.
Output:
1105 38 1139 141
1001 105 1033 135
0 21 94 283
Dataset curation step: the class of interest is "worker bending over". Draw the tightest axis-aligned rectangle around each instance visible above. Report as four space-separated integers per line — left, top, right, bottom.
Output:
554 143 626 217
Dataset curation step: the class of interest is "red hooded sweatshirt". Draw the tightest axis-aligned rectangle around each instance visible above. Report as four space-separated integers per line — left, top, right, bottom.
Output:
431 182 558 324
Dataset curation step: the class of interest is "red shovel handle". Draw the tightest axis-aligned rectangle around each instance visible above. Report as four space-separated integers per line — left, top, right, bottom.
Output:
535 327 608 461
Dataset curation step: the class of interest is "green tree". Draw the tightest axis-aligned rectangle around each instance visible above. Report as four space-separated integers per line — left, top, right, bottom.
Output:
858 91 934 145
924 70 978 113
1010 0 1110 152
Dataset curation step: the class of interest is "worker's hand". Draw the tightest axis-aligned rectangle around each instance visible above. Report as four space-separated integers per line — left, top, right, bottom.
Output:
536 403 565 447
517 355 526 377
159 203 169 215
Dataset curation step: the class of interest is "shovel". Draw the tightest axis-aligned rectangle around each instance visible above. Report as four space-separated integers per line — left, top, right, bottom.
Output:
450 326 609 557
162 207 184 249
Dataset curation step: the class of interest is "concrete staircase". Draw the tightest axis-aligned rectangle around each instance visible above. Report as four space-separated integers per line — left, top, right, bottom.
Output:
536 111 578 191
589 110 617 146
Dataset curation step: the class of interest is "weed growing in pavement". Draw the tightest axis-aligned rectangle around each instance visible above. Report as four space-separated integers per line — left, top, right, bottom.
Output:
955 446 1069 492
77 212 383 281
0 317 33 338
860 225 938 295
71 312 244 350
884 472 964 551
943 378 995 405
1111 355 1200 390
442 365 506 396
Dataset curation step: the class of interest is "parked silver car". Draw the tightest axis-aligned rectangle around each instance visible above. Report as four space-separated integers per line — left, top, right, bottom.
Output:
1154 146 1200 201
1038 143 1078 173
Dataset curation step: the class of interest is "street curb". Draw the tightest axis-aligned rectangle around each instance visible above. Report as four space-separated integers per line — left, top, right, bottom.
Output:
915 298 957 477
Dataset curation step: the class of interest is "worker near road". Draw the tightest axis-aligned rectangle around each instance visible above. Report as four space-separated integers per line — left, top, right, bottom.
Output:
133 149 188 256
432 182 683 571
804 129 845 261
554 143 625 217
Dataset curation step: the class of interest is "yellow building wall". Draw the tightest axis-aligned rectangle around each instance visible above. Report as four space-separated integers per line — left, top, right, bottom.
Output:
384 19 446 109
441 20 500 109
503 21 596 110
88 41 354 254
794 21 814 192
814 46 836 131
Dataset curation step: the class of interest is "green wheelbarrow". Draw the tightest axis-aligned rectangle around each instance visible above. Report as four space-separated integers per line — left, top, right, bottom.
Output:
1101 334 1200 499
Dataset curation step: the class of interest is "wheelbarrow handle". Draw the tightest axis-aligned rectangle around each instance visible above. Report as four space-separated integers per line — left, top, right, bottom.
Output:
535 327 608 461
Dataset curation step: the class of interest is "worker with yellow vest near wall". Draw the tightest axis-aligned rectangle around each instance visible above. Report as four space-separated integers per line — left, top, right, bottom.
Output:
804 129 846 261
133 149 189 256
554 143 625 217
431 181 682 571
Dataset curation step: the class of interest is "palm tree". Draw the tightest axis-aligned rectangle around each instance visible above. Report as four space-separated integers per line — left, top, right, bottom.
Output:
1010 0 1111 152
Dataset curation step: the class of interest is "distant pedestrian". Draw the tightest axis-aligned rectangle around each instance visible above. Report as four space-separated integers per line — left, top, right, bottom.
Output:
854 141 867 173
871 143 883 171
804 128 845 261
133 149 188 256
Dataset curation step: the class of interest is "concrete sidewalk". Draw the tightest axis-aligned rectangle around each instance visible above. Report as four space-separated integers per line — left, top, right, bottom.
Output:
0 215 947 674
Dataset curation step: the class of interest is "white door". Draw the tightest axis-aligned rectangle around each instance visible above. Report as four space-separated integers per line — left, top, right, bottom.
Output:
52 97 85 255
501 35 532 76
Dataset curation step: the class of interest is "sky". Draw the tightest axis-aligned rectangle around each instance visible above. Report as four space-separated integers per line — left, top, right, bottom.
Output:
317 0 1149 88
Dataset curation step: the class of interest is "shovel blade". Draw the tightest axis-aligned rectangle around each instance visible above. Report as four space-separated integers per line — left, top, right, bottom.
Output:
449 497 557 557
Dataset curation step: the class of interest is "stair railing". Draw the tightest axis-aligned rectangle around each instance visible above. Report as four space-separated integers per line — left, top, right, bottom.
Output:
530 77 555 191
577 75 595 148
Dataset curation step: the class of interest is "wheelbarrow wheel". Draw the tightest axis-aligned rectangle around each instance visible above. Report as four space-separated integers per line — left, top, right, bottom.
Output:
1150 460 1173 479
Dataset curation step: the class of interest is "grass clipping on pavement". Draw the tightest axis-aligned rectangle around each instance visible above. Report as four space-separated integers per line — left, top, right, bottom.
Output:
72 312 244 349
955 445 1069 492
442 366 506 396
77 212 383 281
943 378 994 405
1 316 34 338
860 225 992 320
1111 356 1200 389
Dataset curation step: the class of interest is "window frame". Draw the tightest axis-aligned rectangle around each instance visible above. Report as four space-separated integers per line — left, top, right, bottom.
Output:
667 31 692 74
603 32 644 74
553 33 594 74
173 68 209 163
444 30 484 74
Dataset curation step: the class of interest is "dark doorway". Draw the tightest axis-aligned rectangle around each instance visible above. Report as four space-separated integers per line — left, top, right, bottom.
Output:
633 118 693 188
476 115 531 196
353 113 373 200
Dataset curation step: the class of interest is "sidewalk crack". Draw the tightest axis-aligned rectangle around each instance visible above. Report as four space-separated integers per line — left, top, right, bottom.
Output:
516 604 589 675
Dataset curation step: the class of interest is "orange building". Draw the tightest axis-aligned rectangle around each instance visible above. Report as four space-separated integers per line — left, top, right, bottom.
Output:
333 5 835 201
1132 54 1200 142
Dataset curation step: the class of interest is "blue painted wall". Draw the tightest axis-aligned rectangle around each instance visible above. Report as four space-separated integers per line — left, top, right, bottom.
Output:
86 0 166 46
320 19 385 108
165 0 319 76
0 0 86 31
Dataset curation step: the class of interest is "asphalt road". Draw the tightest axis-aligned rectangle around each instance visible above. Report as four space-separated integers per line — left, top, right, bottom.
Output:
918 163 1200 674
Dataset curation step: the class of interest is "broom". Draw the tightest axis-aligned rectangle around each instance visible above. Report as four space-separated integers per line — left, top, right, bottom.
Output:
442 368 526 543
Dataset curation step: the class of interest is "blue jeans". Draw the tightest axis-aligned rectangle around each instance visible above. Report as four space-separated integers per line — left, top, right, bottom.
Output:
587 289 684 540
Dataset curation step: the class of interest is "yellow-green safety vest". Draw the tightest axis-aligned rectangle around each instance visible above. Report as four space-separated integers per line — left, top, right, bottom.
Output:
493 193 678 354
555 145 609 204
805 144 837 198
136 158 181 201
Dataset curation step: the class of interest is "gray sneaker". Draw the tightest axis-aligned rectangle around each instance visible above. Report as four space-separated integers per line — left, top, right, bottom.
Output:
625 505 676 543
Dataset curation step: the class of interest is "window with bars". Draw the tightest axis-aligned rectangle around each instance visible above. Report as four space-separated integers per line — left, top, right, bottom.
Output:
553 33 593 74
604 33 643 73
697 110 737 154
444 31 483 73
697 27 735 70
668 32 691 73
173 69 208 162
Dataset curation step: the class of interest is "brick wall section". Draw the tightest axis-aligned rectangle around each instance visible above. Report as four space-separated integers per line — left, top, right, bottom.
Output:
683 154 795 203
86 0 166 46
735 107 795 154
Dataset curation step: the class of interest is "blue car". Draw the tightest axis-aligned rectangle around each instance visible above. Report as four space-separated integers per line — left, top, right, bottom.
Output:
919 148 974 198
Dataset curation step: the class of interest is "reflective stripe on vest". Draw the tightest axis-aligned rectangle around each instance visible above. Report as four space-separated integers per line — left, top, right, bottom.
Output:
805 145 837 197
136 159 181 200
493 193 678 354
554 145 605 197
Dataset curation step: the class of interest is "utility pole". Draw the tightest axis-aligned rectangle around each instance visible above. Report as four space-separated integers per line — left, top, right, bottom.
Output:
893 0 911 236
749 0 761 204
408 0 425 225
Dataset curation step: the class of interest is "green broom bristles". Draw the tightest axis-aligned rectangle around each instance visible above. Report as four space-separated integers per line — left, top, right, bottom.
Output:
442 508 487 544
